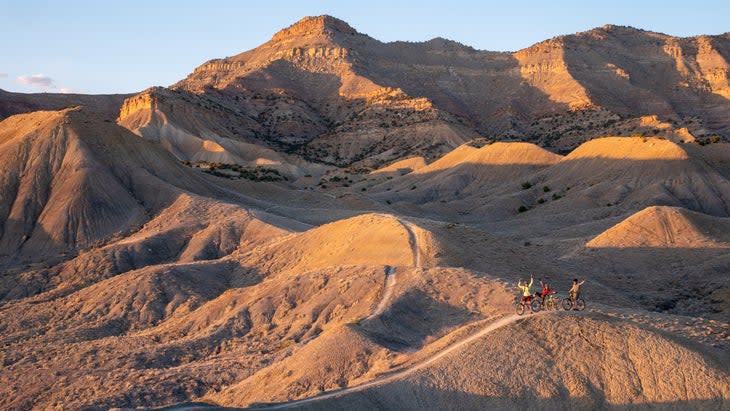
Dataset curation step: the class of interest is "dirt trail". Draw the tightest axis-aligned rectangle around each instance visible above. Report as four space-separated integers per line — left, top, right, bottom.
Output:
366 266 397 320
248 312 548 409
363 216 422 321
397 218 422 268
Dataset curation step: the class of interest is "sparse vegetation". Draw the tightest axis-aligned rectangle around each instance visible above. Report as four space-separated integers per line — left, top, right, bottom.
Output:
698 135 723 146
521 181 533 190
182 161 287 182
518 205 528 213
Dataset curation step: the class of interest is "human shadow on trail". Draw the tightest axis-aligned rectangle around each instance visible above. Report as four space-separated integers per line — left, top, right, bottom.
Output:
356 288 480 352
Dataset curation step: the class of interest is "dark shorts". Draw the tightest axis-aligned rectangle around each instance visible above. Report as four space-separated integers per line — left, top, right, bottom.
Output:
521 295 532 303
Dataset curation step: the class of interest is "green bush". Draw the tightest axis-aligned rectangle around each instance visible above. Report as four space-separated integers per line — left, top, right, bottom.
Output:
518 205 528 213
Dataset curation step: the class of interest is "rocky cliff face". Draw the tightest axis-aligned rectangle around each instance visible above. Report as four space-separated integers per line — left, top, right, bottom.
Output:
118 16 730 166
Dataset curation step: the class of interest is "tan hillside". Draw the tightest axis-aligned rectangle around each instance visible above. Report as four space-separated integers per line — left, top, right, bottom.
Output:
117 87 323 179
206 266 514 407
565 136 689 160
0 108 227 261
416 141 562 174
371 156 427 175
237 213 430 276
529 137 730 217
0 88 130 121
587 205 730 248
0 108 300 301
281 313 730 410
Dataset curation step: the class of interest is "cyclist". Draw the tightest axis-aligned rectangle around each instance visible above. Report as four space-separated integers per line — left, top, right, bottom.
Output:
517 275 534 314
539 278 556 306
569 278 586 308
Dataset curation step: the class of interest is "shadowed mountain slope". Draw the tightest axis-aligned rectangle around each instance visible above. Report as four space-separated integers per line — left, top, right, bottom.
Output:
0 88 130 121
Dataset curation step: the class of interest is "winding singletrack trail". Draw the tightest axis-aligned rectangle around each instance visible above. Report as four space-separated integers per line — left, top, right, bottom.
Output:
365 216 422 321
249 312 548 409
397 218 422 268
366 265 397 320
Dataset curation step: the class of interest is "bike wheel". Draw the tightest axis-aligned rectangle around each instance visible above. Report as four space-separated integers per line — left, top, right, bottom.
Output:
516 302 525 316
562 298 573 311
575 298 586 311
531 299 541 312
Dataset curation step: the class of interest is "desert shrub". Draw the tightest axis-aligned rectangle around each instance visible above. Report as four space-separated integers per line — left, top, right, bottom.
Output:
521 181 533 190
537 198 546 204
543 186 551 192
518 205 528 213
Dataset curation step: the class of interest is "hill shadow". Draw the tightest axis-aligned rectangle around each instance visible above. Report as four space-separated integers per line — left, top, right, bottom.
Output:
368 155 730 225
568 246 729 318
249 381 730 410
352 40 574 136
356 288 481 352
562 31 730 136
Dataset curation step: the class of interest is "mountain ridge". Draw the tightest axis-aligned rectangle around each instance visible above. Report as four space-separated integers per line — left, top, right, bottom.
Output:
141 15 729 167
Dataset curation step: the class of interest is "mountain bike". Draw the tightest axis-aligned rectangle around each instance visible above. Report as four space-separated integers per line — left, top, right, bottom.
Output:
537 292 560 311
562 294 586 311
516 295 541 315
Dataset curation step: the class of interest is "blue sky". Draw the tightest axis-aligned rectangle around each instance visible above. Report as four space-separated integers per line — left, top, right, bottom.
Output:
1 1 728 94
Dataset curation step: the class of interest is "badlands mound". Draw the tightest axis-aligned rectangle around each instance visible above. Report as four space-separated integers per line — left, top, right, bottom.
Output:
536 137 730 218
203 266 514 407
587 205 730 248
372 137 730 225
0 88 130 121
235 213 427 275
0 107 302 301
373 141 561 205
285 313 730 411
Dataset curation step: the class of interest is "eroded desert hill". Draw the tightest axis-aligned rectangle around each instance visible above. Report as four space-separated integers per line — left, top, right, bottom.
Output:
0 88 130 121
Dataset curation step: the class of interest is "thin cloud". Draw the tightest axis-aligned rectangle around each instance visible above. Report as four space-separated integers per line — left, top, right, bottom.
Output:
16 74 54 89
59 87 83 94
